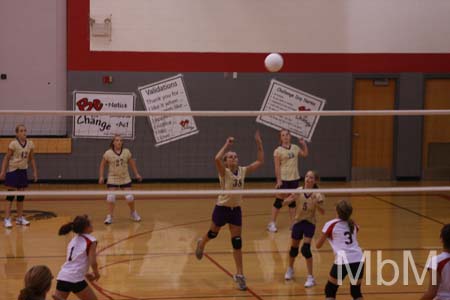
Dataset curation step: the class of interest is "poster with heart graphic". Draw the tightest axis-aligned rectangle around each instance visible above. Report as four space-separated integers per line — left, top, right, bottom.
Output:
256 79 326 142
73 91 135 139
138 74 199 146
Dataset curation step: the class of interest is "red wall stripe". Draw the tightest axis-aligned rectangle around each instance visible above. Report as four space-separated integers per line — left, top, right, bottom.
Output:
68 0 450 73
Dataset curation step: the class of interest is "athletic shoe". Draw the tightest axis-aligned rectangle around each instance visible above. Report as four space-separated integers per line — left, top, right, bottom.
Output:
267 222 277 233
195 238 204 260
284 267 294 280
4 218 12 228
233 274 247 291
104 214 113 225
304 275 316 288
16 216 30 226
130 211 141 222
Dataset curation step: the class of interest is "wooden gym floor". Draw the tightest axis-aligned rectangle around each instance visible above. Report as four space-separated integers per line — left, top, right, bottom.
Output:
1 181 449 299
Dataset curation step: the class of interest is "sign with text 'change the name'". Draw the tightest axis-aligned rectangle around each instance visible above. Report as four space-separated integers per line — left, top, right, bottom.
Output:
256 80 326 141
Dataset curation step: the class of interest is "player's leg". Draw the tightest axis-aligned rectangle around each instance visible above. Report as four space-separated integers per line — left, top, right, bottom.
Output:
229 219 246 291
123 186 140 222
16 188 29 225
196 205 226 260
268 192 285 232
4 188 15 228
105 186 118 224
74 284 98 300
285 237 300 280
325 264 348 300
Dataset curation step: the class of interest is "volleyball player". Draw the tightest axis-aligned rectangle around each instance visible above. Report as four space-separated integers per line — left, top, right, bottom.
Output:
195 131 264 291
18 265 54 300
316 200 364 300
55 215 99 300
0 124 37 228
267 129 308 233
283 170 324 287
99 135 142 225
420 223 450 300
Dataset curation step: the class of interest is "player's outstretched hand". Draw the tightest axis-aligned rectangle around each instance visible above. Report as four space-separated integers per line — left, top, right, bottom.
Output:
86 272 100 282
226 137 235 146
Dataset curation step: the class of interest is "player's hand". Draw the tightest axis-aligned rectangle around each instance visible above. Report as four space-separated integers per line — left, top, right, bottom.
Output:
136 174 143 182
298 138 306 146
275 179 282 189
226 137 235 146
254 130 262 144
86 271 100 282
33 173 38 183
0 172 4 181
98 177 104 184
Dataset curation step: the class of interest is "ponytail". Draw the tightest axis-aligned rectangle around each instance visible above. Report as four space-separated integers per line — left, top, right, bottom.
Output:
336 200 355 234
18 265 53 300
18 287 33 300
58 222 74 235
58 215 91 236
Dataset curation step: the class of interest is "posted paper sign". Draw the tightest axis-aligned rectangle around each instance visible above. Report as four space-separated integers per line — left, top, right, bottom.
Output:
73 91 135 139
138 74 199 146
256 80 326 141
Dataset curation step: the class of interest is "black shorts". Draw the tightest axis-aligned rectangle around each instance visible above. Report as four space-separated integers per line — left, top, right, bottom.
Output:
107 182 132 188
56 280 88 293
330 262 365 282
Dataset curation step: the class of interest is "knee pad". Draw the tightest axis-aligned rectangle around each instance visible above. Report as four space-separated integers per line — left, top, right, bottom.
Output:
106 194 116 203
207 230 218 239
350 284 362 299
301 243 312 259
288 201 296 208
231 236 242 250
125 194 134 203
289 246 299 258
6 195 14 202
16 195 24 202
273 198 283 209
325 281 339 298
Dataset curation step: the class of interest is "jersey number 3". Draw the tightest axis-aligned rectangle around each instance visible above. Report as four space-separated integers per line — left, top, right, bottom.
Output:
344 231 353 245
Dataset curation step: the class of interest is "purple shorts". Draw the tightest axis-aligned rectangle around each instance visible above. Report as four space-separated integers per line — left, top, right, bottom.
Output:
291 220 316 240
279 179 300 190
212 205 242 227
107 182 132 188
5 169 28 189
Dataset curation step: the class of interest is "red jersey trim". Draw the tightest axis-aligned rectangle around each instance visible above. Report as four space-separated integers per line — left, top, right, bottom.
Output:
325 221 340 240
437 257 450 275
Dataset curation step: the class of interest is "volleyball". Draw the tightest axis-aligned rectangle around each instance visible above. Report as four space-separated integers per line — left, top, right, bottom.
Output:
264 53 284 72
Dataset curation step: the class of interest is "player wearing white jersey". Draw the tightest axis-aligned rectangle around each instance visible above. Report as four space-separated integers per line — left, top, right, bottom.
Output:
55 215 99 300
421 224 450 300
316 200 364 300
195 132 264 291
267 129 308 233
283 170 325 287
0 124 38 228
99 135 142 225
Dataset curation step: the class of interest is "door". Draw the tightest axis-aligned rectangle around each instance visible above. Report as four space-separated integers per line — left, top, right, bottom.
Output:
352 79 395 180
423 79 450 179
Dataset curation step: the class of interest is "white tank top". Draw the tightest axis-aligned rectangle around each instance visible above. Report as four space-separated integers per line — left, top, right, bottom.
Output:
57 233 96 282
427 252 450 300
322 218 363 264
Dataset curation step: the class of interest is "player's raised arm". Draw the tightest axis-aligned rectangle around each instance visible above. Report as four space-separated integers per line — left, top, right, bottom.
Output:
298 138 309 157
215 137 234 177
246 131 264 174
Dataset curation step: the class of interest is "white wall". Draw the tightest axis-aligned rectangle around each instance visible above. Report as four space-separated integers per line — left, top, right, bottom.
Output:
0 0 66 135
90 0 450 53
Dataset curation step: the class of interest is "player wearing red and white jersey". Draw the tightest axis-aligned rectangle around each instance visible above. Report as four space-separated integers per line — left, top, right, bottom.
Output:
316 200 364 300
421 224 450 300
55 215 99 300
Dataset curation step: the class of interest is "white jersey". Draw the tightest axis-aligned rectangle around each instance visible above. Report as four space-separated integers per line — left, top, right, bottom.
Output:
322 218 363 264
426 252 450 300
103 148 132 185
57 234 96 283
7 139 35 172
216 166 247 207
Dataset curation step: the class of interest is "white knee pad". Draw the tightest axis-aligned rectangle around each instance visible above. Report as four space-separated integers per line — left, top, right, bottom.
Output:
106 194 116 203
125 194 134 203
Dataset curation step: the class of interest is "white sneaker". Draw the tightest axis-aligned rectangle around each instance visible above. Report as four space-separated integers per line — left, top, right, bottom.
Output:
233 274 247 291
4 218 12 228
304 275 316 288
16 216 30 226
284 267 294 280
267 222 277 233
104 214 113 225
130 211 141 222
